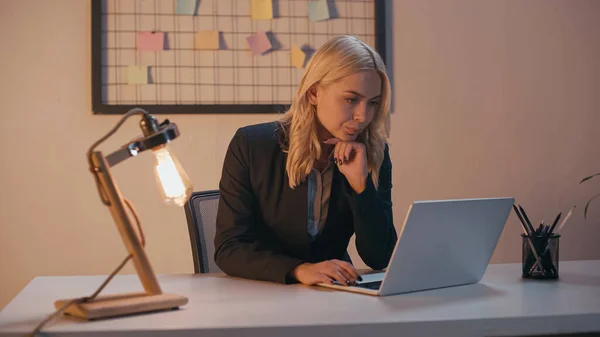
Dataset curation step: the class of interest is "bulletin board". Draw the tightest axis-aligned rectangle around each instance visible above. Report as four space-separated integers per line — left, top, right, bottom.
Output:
91 0 387 114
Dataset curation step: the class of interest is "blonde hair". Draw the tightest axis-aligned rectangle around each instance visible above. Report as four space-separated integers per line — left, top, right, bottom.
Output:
279 35 391 189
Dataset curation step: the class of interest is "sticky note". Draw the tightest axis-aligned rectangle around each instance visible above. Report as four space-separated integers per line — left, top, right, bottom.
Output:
251 0 272 20
127 66 148 85
290 44 306 69
247 31 272 55
308 0 330 22
194 31 220 50
137 32 164 51
176 0 197 15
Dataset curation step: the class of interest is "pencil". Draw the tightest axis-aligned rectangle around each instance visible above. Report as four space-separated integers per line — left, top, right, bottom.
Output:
513 205 533 237
554 206 576 234
518 205 536 236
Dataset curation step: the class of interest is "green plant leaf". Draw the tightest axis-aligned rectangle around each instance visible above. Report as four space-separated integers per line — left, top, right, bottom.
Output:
580 173 600 184
583 192 600 220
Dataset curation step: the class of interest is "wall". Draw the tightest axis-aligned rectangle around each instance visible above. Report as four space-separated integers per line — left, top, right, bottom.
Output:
1 0 599 310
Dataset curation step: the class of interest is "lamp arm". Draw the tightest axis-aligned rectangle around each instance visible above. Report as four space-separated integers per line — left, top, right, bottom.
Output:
87 108 150 205
86 107 164 295
105 141 144 168
105 122 180 168
86 108 149 161
90 150 163 295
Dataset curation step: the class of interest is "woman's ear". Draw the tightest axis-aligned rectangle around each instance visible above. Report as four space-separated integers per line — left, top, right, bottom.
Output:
307 85 318 105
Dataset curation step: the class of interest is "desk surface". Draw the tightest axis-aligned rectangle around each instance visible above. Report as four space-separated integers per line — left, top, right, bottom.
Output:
1 260 600 337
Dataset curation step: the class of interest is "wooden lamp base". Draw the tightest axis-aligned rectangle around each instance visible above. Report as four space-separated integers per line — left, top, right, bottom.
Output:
55 292 189 320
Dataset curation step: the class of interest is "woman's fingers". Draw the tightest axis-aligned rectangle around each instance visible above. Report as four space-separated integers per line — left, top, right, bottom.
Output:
334 266 356 285
331 260 360 282
330 141 363 166
298 261 362 286
335 142 348 165
319 261 351 285
312 273 334 285
332 143 340 165
343 143 354 164
325 268 350 286
324 268 349 285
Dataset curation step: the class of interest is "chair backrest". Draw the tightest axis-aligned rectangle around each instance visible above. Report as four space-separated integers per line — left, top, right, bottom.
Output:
184 190 222 274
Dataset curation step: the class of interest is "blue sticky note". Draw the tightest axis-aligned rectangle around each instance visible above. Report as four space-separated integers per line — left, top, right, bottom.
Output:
308 0 329 22
176 0 197 15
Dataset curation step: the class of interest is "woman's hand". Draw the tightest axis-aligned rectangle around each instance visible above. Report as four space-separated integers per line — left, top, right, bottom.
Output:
325 138 368 194
291 260 362 286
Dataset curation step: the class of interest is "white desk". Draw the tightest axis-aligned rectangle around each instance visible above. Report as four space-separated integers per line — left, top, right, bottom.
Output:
1 260 600 337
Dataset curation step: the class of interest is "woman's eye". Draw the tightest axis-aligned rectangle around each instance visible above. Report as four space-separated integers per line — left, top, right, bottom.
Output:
370 100 381 106
346 97 358 104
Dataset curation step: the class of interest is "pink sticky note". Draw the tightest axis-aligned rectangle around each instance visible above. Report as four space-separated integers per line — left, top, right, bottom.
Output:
137 32 165 51
247 31 272 55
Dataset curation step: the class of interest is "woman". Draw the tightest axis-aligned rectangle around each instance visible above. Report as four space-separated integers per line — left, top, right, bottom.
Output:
214 35 396 286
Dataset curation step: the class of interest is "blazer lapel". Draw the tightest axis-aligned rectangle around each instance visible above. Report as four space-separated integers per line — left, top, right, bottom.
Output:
279 153 310 252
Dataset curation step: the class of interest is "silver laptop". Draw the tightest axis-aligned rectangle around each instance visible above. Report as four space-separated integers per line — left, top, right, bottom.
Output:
317 197 515 296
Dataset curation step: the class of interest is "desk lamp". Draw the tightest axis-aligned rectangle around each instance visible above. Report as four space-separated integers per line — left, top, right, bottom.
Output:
54 107 192 320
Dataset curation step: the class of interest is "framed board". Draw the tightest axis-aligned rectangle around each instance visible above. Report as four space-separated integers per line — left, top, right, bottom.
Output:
91 0 387 114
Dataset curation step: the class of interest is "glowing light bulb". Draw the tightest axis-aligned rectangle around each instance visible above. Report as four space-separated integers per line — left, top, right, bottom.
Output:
152 145 192 206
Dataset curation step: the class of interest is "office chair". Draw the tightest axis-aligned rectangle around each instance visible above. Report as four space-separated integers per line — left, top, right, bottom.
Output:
184 190 222 274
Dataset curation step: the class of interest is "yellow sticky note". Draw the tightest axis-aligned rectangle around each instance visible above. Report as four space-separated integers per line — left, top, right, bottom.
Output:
251 0 272 20
127 65 148 84
195 31 220 50
291 44 306 69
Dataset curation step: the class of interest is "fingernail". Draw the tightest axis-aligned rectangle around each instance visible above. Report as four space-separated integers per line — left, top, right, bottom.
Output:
344 157 348 162
358 276 363 281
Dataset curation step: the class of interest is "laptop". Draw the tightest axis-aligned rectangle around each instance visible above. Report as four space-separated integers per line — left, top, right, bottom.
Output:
317 197 515 296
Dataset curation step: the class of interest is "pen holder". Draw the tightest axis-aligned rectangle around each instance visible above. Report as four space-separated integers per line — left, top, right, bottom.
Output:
521 234 560 279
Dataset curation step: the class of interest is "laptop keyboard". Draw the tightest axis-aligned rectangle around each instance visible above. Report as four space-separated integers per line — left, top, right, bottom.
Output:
354 281 382 290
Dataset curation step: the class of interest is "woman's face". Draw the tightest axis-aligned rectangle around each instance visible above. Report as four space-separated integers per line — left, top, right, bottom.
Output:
309 70 382 142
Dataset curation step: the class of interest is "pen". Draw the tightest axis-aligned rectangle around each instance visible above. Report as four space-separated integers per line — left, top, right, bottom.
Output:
547 212 562 236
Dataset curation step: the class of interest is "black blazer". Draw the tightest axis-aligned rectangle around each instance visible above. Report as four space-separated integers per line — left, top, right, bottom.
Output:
214 122 397 284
